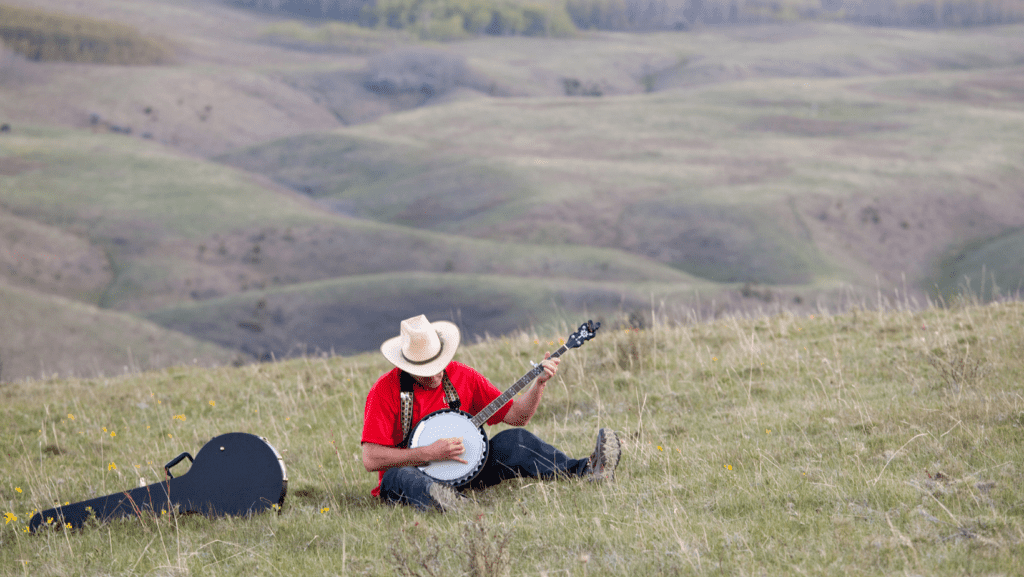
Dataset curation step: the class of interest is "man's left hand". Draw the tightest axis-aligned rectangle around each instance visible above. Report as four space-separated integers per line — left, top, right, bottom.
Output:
537 352 560 385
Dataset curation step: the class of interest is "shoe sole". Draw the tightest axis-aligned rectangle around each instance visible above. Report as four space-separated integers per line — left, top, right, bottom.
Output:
592 428 622 482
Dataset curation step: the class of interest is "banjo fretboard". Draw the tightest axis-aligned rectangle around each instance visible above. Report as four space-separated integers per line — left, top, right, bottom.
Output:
470 343 570 428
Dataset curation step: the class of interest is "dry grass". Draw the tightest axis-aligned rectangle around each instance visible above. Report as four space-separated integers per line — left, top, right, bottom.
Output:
2 301 1022 575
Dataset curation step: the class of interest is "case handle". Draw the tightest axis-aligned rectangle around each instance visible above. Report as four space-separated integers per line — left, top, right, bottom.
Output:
163 452 194 479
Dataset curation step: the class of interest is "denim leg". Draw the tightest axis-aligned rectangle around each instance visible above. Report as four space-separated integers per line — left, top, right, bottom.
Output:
472 428 590 489
380 467 438 510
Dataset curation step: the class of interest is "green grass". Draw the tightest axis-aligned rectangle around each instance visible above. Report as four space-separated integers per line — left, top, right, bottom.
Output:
259 19 412 53
0 127 326 240
2 302 1022 575
931 229 1024 303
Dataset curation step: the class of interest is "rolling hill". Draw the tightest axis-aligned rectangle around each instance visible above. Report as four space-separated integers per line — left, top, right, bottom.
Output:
0 0 1022 380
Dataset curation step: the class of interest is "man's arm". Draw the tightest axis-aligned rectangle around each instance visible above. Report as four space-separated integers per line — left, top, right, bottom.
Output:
503 353 559 427
361 438 468 472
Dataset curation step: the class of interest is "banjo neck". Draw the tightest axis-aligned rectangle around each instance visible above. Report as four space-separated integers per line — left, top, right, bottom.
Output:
469 343 570 429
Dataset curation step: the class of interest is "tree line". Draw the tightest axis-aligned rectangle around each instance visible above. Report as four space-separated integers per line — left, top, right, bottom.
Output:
231 0 1024 34
232 0 576 38
0 4 173 65
565 0 1024 29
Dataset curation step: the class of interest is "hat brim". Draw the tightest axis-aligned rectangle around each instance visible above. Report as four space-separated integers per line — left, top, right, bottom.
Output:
380 320 461 377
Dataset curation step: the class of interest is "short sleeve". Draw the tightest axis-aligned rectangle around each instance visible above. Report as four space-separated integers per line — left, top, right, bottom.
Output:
361 369 402 447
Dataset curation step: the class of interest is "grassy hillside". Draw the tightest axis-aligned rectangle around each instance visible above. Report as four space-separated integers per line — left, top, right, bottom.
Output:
0 125 705 378
143 271 721 360
0 281 237 382
931 229 1024 302
225 29 1024 290
2 303 1022 574
1 0 1023 378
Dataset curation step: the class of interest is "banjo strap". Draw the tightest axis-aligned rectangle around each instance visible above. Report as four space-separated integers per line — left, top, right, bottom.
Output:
398 371 461 448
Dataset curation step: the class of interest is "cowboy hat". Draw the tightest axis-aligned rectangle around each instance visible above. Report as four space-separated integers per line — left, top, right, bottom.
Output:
380 314 461 377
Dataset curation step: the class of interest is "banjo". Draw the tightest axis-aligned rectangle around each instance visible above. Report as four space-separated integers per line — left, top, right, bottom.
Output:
409 320 600 488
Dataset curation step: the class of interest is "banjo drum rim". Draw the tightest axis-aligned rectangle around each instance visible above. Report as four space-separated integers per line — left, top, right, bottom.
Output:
409 408 489 488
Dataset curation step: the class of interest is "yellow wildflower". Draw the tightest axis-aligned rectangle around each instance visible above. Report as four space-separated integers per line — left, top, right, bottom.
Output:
4 512 16 524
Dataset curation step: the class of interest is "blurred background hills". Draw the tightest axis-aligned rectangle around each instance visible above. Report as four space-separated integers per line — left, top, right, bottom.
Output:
1 0 1022 381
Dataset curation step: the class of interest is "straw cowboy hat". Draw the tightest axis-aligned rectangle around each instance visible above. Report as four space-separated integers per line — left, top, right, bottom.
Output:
380 314 461 377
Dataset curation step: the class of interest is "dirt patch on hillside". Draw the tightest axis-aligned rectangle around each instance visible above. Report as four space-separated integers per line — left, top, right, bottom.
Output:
797 177 1024 294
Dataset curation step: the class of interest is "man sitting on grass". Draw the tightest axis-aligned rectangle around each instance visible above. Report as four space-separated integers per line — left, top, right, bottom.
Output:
360 314 621 511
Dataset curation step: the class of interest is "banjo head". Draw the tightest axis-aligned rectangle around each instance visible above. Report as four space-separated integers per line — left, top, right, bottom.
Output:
409 409 488 487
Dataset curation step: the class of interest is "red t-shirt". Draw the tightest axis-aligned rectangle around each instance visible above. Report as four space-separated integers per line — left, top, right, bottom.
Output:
361 361 513 496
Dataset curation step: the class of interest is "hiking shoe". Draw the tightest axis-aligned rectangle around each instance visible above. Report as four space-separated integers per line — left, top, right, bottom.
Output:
588 428 621 482
427 482 466 512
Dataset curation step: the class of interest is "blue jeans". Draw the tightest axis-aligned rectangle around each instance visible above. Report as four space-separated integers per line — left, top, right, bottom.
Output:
380 428 590 510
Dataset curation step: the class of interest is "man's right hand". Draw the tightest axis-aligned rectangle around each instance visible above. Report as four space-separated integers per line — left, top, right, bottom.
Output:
428 437 468 464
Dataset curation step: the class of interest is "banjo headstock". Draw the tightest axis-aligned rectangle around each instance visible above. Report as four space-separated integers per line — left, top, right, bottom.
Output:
564 320 600 350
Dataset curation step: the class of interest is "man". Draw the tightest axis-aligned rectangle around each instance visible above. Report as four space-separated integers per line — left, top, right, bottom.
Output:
361 314 621 511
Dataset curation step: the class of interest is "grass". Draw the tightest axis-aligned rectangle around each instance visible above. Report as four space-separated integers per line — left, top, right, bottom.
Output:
3 1 1024 379
231 50 1024 289
930 229 1024 303
259 19 412 54
141 270 713 359
0 281 237 384
0 127 326 240
2 301 1022 575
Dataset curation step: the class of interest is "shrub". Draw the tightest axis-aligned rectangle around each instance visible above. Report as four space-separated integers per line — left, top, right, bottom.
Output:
0 4 173 65
364 47 472 97
360 0 577 39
